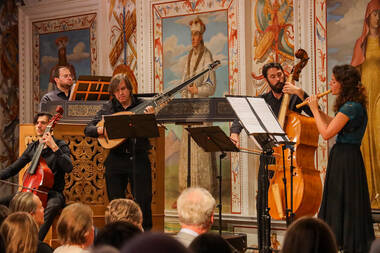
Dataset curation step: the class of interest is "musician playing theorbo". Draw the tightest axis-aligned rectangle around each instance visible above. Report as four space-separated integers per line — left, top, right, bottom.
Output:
0 112 73 241
84 73 154 231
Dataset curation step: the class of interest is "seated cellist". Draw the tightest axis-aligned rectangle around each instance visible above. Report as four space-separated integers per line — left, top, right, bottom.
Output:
0 112 73 241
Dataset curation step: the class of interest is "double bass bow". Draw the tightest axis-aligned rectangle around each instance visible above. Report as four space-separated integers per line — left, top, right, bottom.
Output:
267 49 322 221
22 106 64 208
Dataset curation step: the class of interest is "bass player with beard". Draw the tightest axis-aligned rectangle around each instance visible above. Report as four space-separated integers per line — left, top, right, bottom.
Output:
229 62 313 253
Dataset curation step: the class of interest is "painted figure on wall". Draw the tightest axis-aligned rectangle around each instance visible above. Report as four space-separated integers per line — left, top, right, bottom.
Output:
351 0 380 208
253 0 294 63
48 36 77 92
160 10 229 210
178 16 217 196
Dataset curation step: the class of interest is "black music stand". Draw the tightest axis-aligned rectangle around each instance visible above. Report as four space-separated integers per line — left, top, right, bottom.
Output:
186 126 239 235
226 96 291 253
103 113 159 139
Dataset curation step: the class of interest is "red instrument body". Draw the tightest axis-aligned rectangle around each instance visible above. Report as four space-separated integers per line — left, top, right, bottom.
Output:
22 106 63 208
22 158 54 208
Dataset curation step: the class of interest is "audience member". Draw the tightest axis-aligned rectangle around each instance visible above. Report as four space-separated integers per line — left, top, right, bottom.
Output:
105 198 143 230
94 221 141 250
0 205 9 226
175 187 216 247
280 216 338 253
189 233 233 253
0 211 39 253
121 232 191 253
10 192 44 227
8 193 52 253
54 203 94 253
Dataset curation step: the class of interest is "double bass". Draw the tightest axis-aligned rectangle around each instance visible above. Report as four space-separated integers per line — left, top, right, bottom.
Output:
22 106 64 208
267 49 322 220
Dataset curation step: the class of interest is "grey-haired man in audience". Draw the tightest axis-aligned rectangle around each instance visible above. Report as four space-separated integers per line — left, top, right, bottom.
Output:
175 187 216 247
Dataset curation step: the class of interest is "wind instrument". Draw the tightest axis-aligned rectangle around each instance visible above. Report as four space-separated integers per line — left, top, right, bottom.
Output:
295 89 332 109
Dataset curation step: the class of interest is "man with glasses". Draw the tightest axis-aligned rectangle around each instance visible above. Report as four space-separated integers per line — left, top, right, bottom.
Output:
39 66 74 111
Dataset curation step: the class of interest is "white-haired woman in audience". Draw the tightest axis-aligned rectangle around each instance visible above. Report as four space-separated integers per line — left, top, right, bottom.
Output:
54 203 94 253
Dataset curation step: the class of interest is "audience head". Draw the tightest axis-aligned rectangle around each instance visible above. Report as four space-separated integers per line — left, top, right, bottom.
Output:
121 232 191 253
280 216 338 253
56 202 94 249
105 198 143 230
0 205 9 226
177 187 216 231
9 192 44 226
0 211 39 253
94 221 142 250
189 232 232 253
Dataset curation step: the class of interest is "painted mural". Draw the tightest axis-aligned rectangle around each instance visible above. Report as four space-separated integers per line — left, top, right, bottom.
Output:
252 0 295 95
327 0 380 208
153 0 239 213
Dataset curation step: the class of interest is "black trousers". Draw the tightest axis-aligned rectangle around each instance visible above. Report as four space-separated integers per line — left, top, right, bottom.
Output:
39 191 65 241
105 153 152 231
0 190 65 241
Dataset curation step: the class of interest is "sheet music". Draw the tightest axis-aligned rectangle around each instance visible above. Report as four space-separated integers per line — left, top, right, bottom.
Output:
247 97 285 135
227 97 266 134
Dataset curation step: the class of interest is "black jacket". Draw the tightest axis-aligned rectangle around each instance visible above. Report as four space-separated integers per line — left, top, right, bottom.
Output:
0 137 73 193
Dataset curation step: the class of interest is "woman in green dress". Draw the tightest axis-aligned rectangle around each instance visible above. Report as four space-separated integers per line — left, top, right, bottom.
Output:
306 65 374 253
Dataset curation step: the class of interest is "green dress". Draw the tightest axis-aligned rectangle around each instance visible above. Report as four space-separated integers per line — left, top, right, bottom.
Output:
318 102 374 253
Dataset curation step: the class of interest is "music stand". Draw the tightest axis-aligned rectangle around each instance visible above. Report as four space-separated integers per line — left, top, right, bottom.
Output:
226 96 293 253
103 113 159 139
186 126 239 235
